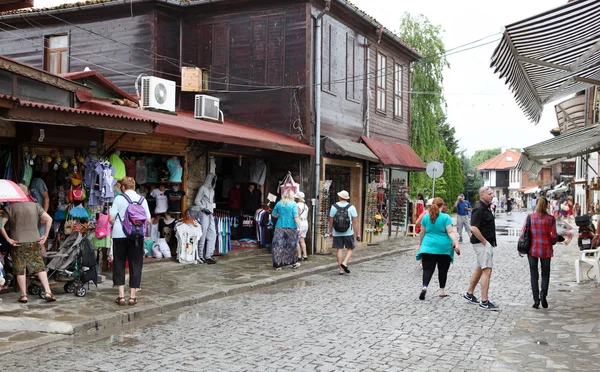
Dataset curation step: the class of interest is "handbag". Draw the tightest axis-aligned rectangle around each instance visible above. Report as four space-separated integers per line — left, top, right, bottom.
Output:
64 215 74 235
517 214 532 255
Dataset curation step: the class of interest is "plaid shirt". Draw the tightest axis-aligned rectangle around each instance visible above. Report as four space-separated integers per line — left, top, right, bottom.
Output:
523 213 558 258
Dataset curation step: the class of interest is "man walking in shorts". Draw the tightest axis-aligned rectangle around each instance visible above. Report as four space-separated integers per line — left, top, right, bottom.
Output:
328 190 360 275
463 186 499 311
453 193 472 243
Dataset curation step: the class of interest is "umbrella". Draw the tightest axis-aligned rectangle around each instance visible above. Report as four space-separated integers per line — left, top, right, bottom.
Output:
0 179 29 202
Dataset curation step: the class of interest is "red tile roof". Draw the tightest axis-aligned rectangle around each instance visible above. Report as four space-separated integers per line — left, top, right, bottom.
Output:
361 136 426 170
78 100 315 155
476 150 522 170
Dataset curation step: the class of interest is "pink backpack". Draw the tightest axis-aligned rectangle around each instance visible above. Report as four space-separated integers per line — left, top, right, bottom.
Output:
95 212 111 239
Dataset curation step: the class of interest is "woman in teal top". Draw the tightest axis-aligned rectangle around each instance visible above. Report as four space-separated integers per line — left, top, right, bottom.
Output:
416 197 460 300
271 189 302 270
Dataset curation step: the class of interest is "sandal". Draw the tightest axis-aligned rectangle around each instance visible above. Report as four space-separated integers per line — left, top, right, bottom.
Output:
44 293 57 302
115 297 126 306
128 298 138 306
18 295 28 304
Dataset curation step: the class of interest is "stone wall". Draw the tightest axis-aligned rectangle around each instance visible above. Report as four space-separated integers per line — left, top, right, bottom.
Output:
186 142 207 210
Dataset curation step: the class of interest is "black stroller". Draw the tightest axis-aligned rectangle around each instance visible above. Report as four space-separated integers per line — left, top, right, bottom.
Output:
28 232 98 298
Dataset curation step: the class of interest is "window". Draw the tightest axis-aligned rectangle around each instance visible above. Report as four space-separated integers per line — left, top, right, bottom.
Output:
346 34 358 102
0 69 12 95
251 15 285 87
393 63 402 118
376 52 386 112
44 35 69 75
322 23 333 93
482 171 490 180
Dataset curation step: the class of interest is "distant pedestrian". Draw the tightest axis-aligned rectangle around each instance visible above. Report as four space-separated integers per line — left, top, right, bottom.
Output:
463 186 499 311
328 190 360 275
531 196 537 213
271 189 302 270
416 198 460 300
0 184 55 303
500 194 506 213
520 197 563 309
295 192 309 261
491 195 499 217
454 193 472 243
415 198 433 269
414 193 425 234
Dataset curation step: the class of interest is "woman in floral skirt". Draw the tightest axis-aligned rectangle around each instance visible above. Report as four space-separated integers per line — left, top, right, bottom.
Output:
271 189 302 270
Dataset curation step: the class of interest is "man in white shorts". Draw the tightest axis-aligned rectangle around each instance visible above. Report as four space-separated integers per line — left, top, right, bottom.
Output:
463 186 499 311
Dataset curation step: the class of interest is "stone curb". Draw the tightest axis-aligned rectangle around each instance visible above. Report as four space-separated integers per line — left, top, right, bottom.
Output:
68 245 414 335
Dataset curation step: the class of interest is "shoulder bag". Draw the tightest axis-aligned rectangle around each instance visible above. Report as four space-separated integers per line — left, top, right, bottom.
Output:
517 214 532 255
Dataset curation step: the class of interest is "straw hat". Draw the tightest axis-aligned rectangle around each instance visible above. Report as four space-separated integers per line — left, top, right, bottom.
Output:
337 190 350 200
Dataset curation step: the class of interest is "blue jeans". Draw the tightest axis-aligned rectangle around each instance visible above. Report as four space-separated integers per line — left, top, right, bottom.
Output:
528 254 551 298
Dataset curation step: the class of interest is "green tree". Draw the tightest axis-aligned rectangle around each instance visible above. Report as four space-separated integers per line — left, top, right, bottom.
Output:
399 13 463 200
471 148 501 168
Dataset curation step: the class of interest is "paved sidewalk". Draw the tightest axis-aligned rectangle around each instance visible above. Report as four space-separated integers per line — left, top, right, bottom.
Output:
492 244 600 371
0 236 418 354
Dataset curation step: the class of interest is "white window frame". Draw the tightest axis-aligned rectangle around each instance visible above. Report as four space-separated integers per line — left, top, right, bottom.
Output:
376 52 386 113
393 62 402 119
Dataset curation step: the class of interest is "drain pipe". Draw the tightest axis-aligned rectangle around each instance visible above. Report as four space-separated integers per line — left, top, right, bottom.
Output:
312 0 331 255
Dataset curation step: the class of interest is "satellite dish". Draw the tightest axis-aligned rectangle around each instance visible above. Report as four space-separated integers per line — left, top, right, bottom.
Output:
426 161 444 179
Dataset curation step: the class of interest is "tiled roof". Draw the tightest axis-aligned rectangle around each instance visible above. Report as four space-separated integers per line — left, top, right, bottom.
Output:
477 149 522 170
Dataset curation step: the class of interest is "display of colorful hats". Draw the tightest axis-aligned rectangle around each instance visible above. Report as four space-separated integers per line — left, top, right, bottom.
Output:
69 205 91 219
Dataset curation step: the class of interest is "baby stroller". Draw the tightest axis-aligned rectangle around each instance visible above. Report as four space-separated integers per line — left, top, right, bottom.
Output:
28 232 98 298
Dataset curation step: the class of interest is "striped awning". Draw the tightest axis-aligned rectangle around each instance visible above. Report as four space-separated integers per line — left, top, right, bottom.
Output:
490 0 600 123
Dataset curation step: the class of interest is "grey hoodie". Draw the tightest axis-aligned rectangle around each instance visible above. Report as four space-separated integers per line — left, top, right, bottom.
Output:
194 173 217 213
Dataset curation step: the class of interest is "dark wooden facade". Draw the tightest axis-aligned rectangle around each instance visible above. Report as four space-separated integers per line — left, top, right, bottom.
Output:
0 0 418 143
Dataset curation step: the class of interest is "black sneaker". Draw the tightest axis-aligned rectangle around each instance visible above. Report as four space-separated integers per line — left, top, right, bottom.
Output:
459 237 463 243
205 257 217 264
478 300 500 311
463 292 479 304
197 258 205 264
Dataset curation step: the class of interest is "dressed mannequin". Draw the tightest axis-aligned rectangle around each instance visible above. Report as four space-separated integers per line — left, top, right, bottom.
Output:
165 185 185 214
192 173 217 264
167 156 183 182
242 183 262 215
151 185 168 214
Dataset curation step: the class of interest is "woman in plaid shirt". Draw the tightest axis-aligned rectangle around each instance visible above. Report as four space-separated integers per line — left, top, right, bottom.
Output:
522 196 562 309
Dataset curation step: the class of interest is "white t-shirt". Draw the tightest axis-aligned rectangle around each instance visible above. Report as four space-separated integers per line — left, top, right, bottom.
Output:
151 188 168 214
110 190 151 239
176 222 203 264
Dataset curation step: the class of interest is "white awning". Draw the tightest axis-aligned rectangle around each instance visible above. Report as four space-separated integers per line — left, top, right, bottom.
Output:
524 186 541 194
490 0 600 123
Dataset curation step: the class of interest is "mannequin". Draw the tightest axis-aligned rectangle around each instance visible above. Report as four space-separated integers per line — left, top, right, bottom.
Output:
242 183 262 215
167 156 183 182
159 213 177 256
151 185 168 214
165 184 185 214
193 172 217 264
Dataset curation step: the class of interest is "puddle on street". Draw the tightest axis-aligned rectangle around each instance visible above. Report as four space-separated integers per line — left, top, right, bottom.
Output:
536 340 549 346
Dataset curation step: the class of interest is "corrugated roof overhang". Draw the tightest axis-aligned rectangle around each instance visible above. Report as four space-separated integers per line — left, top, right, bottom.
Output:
324 137 379 162
78 100 315 155
361 136 426 171
490 0 600 123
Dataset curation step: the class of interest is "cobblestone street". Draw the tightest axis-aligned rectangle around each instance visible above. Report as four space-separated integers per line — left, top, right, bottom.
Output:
2 212 599 371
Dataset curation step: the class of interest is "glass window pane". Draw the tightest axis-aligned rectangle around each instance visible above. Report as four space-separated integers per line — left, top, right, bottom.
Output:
0 69 12 95
49 52 58 75
16 76 71 106
48 35 68 49
60 51 69 73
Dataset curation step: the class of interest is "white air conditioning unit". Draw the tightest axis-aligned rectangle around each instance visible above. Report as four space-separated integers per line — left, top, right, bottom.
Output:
141 76 176 112
194 94 221 121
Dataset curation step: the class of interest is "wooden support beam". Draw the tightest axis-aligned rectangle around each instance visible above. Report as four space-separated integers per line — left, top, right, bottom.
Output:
574 76 600 86
516 55 570 71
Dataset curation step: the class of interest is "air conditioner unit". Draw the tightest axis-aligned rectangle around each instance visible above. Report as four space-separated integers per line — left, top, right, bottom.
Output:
141 76 176 112
194 94 221 121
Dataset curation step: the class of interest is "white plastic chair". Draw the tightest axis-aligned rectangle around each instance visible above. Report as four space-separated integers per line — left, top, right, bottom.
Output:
575 248 600 283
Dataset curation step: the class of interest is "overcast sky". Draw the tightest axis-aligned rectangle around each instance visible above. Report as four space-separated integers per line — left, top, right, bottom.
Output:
36 0 567 156
349 0 567 155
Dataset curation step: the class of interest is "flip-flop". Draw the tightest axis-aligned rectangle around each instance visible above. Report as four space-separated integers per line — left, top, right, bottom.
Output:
338 272 344 275
340 264 350 274
439 294 450 298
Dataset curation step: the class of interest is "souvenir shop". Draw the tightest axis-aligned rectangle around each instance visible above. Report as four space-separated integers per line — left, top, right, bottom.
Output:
363 165 410 244
206 149 306 253
316 157 364 252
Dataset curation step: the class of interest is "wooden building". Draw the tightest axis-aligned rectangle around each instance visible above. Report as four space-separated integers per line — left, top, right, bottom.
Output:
0 0 425 246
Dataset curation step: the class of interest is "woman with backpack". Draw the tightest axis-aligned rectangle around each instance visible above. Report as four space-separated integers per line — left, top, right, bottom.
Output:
109 177 151 306
271 189 302 270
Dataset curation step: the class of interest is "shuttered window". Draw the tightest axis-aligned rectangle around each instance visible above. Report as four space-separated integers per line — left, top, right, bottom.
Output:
251 15 285 87
393 63 402 119
346 34 357 102
321 22 332 93
376 52 386 112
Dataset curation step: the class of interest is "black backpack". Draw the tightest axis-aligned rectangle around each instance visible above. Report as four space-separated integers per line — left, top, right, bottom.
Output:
332 203 352 232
